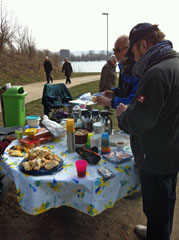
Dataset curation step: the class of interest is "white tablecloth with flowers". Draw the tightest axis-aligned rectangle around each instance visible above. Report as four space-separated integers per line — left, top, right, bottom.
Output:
0 136 141 216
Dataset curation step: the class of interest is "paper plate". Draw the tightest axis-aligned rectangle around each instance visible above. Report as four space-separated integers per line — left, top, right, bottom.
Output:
19 158 63 176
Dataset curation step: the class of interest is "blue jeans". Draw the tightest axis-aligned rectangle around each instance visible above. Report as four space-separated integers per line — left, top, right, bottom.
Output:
140 170 178 240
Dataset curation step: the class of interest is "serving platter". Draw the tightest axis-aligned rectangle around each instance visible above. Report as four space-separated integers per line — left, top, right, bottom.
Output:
19 158 63 176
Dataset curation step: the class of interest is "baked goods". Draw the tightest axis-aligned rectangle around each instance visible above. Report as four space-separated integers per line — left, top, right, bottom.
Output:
75 129 89 136
7 149 24 157
22 146 61 171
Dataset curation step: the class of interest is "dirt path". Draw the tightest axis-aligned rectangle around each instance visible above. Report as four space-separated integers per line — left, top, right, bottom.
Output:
23 75 100 104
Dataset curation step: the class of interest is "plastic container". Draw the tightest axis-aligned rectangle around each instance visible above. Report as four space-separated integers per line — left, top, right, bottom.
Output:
26 128 51 140
75 128 90 146
2 86 27 127
26 115 41 128
93 121 104 135
19 135 53 148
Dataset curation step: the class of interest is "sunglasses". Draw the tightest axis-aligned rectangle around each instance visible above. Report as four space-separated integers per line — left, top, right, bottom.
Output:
113 47 127 53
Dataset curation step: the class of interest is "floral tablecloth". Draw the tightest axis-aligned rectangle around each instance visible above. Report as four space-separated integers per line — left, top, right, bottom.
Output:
0 136 141 216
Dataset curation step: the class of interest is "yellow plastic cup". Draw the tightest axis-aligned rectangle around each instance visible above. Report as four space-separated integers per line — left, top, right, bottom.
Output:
66 119 75 132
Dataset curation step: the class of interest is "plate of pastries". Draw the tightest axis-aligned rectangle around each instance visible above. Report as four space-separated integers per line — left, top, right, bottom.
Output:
19 146 63 176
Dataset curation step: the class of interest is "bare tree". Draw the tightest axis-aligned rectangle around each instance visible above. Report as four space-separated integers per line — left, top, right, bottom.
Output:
16 25 28 54
0 0 17 54
26 30 36 60
15 25 36 59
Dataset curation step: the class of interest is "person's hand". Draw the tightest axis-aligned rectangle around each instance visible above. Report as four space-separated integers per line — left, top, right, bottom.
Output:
103 90 114 99
96 96 111 106
116 103 128 117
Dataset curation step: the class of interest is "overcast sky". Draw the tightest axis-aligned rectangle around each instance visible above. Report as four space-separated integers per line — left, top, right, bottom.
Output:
5 0 179 53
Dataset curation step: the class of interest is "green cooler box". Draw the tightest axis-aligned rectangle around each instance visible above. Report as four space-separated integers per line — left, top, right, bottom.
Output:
2 86 27 127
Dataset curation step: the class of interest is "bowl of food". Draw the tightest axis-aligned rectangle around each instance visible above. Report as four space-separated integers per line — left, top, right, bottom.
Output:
75 128 90 145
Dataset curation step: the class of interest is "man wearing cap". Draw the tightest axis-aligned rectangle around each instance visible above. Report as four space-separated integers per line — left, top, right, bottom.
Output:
96 35 140 109
116 23 179 240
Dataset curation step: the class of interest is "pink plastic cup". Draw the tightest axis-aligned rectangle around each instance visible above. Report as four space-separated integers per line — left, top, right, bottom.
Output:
75 160 88 177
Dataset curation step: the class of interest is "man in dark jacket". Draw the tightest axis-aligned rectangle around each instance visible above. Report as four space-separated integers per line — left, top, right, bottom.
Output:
117 23 179 240
62 58 73 84
44 56 53 84
96 35 140 109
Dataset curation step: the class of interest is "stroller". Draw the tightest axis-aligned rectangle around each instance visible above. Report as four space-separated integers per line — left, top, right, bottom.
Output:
42 83 74 122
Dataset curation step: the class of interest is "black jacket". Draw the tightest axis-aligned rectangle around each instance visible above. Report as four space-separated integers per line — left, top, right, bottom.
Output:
119 56 179 175
62 62 73 76
44 60 53 72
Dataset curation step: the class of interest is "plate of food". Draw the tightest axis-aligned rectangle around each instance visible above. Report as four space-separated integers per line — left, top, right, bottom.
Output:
7 145 27 157
19 146 63 176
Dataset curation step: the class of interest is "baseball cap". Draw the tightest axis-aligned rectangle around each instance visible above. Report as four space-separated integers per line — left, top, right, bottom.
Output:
125 23 159 57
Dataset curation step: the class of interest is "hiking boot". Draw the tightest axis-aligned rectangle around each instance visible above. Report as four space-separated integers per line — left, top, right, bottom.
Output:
134 225 147 239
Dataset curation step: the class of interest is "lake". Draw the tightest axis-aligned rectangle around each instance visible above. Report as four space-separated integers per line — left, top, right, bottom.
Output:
71 61 106 73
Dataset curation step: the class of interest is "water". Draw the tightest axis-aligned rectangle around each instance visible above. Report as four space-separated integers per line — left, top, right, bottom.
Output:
71 61 106 73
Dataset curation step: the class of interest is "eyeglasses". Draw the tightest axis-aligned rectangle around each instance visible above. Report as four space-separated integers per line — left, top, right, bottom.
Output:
113 47 128 53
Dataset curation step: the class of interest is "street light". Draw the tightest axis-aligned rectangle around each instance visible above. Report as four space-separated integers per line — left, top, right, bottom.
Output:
102 12 109 60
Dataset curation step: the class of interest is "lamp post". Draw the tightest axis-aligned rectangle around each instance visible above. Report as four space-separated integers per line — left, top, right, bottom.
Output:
102 12 109 60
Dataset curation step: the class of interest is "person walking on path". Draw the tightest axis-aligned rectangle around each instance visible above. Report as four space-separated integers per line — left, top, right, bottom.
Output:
99 54 117 92
117 22 179 240
44 56 53 84
62 58 73 84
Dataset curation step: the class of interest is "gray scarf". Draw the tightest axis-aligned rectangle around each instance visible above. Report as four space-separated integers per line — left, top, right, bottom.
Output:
133 40 177 78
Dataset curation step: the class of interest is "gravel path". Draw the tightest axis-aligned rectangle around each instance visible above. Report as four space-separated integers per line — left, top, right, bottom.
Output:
23 75 100 104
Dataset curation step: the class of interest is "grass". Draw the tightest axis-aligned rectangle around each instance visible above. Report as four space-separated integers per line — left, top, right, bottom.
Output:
0 79 119 129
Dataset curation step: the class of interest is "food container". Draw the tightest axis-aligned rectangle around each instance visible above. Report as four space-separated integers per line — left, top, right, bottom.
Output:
27 128 51 140
24 128 37 136
26 115 41 127
19 135 53 148
93 122 104 134
75 128 89 146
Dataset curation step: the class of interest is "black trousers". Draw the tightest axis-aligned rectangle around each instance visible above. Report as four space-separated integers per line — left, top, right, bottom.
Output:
140 170 178 240
45 71 53 83
66 76 71 84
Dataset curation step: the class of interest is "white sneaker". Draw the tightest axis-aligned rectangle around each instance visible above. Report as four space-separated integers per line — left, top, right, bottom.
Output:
134 225 147 239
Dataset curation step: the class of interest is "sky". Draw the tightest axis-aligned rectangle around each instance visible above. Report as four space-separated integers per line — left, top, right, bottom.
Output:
4 0 179 53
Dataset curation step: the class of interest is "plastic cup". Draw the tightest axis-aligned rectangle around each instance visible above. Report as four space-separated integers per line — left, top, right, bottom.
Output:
75 160 87 177
101 132 111 154
66 119 75 132
86 132 93 148
15 129 23 139
116 142 125 151
90 135 100 148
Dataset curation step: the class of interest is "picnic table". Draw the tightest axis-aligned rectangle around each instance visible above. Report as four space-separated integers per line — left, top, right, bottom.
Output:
0 133 140 216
